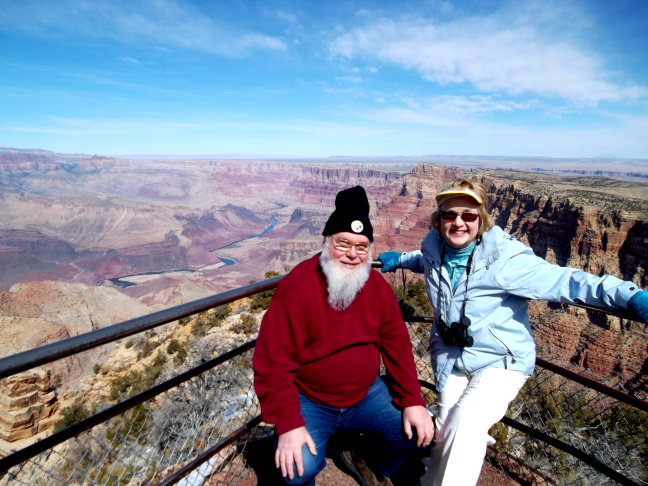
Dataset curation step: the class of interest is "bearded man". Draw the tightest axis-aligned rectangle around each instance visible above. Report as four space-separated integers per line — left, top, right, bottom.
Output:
253 186 434 486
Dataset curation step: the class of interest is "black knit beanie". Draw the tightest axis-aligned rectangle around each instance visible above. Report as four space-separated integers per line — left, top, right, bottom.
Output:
322 185 374 241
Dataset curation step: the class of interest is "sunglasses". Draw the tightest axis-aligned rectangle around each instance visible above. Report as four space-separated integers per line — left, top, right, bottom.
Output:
440 211 479 222
333 239 371 255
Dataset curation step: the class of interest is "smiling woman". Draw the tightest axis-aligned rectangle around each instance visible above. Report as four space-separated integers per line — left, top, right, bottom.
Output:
378 177 648 486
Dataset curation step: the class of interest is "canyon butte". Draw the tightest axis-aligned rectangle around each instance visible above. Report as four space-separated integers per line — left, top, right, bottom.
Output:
1 147 647 401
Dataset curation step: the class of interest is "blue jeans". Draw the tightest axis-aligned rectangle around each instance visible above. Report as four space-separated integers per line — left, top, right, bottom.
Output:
281 376 419 486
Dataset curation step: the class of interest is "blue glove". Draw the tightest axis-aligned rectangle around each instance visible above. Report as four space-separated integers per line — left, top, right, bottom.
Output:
628 290 648 324
378 251 402 273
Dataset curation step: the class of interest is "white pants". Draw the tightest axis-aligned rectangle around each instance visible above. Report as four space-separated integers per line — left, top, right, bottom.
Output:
420 368 528 486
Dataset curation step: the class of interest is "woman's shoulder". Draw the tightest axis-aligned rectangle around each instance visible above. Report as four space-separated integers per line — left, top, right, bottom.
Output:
481 226 532 259
421 228 442 249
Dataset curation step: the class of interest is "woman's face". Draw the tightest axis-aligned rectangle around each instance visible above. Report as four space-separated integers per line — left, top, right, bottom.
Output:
439 196 481 249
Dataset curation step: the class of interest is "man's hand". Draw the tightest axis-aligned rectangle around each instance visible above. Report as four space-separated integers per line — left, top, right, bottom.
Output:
403 405 435 447
275 426 317 480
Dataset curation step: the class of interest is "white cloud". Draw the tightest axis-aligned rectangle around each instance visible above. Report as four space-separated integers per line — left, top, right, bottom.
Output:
329 2 647 105
265 9 299 24
336 75 363 83
0 0 287 57
120 56 141 65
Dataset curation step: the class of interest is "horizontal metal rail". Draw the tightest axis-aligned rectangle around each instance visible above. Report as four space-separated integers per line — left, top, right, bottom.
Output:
0 267 644 485
498 416 641 486
1 264 639 381
417 382 643 486
0 340 257 474
157 416 262 486
0 276 283 380
536 357 647 413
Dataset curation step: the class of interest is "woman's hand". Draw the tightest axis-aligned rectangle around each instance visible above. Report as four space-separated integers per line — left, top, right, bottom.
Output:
628 290 648 324
378 252 402 273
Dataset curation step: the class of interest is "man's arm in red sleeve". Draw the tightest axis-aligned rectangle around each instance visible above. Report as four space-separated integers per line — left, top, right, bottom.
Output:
253 293 307 435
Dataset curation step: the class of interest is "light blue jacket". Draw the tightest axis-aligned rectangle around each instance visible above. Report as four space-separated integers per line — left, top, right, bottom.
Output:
399 226 641 392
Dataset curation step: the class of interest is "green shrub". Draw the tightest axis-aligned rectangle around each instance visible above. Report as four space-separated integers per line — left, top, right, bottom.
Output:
137 338 157 360
390 278 433 317
167 339 188 365
167 339 182 354
109 370 153 401
235 313 258 335
250 271 280 311
93 363 101 374
53 401 90 433
190 305 231 337
152 352 167 367
106 404 150 443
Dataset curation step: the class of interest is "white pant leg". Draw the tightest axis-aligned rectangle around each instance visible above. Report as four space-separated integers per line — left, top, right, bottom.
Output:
421 368 528 486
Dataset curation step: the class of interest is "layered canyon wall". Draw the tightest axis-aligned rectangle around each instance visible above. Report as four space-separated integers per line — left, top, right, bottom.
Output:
372 164 648 393
1 151 646 403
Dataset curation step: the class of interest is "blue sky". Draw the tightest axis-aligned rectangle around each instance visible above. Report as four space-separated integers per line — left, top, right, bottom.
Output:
1 0 647 159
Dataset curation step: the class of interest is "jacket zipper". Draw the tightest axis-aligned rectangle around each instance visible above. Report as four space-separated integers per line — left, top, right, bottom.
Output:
488 329 517 366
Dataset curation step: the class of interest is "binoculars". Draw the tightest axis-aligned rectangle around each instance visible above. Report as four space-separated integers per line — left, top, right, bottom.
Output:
436 316 474 348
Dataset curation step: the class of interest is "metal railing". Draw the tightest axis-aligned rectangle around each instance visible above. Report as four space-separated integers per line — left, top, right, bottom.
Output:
0 272 645 485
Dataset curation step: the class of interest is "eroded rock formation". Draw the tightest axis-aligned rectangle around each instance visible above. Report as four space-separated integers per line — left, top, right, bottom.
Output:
0 369 57 443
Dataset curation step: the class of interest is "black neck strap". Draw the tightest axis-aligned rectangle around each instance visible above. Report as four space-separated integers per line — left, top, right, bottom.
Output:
438 239 480 323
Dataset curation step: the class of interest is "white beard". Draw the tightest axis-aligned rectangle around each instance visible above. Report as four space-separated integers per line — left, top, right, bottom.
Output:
320 246 372 311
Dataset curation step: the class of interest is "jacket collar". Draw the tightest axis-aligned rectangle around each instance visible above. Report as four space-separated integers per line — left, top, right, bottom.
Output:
422 226 504 271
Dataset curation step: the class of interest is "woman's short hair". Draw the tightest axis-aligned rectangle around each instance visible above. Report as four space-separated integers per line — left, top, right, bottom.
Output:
430 178 494 236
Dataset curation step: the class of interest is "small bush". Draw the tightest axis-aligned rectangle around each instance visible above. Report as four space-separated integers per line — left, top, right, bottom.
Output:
109 370 152 401
53 401 90 433
167 339 182 354
152 352 167 368
190 305 231 337
93 363 101 374
167 339 187 365
250 271 280 311
235 313 258 335
137 338 157 360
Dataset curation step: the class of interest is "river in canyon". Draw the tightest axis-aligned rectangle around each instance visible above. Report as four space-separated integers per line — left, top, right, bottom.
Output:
105 216 276 288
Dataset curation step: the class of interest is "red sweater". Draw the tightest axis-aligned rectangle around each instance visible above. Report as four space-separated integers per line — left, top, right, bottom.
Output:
253 254 425 435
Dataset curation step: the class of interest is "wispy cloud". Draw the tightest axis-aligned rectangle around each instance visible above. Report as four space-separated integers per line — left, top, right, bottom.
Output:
329 1 647 105
1 117 213 137
0 0 287 57
119 56 141 65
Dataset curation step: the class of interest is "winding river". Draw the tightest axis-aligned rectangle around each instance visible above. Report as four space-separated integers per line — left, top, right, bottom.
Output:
106 216 276 288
